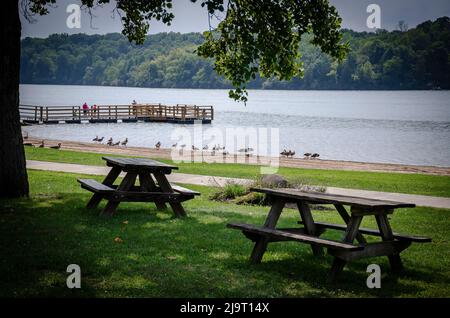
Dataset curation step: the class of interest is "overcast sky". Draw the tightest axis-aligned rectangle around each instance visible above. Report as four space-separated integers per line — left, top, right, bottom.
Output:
20 0 450 38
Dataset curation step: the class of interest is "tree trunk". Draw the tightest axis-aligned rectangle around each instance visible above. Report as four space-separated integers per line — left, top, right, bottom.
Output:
0 0 29 198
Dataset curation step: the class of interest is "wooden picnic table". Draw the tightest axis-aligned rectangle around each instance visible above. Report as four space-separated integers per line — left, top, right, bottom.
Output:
227 187 431 281
77 156 199 217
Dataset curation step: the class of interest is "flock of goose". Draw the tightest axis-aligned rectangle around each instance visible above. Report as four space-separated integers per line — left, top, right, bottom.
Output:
303 152 320 159
22 132 61 149
170 143 230 156
280 150 296 158
22 132 321 159
280 149 320 159
92 136 128 147
23 135 62 150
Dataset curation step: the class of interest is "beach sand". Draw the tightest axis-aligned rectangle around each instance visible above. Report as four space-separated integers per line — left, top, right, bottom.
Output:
25 136 450 176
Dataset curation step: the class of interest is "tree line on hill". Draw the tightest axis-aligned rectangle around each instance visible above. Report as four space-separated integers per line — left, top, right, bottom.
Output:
20 17 450 90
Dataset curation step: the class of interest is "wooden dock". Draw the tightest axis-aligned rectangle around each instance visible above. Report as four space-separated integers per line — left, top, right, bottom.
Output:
19 103 213 124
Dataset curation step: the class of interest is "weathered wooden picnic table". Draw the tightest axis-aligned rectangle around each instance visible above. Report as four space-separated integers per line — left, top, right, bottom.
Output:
77 156 199 217
228 187 431 281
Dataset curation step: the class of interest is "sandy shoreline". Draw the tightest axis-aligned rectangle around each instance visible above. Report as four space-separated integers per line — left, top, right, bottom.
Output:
24 136 450 176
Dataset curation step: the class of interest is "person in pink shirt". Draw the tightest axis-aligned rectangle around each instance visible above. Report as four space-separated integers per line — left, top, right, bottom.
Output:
82 102 89 115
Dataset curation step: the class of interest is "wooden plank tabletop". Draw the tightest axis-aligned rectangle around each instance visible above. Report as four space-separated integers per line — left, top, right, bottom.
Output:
251 187 415 209
103 156 179 171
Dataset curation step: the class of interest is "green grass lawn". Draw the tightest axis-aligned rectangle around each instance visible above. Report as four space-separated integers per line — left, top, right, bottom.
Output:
25 147 450 197
0 169 449 297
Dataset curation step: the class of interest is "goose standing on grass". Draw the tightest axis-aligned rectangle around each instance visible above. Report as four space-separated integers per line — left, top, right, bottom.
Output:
39 140 45 148
50 143 62 150
121 138 128 146
155 141 161 150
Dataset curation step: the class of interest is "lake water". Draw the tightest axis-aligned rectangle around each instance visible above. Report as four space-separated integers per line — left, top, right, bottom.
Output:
19 84 450 167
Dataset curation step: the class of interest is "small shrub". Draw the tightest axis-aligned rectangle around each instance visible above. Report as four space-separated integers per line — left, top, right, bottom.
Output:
209 182 248 201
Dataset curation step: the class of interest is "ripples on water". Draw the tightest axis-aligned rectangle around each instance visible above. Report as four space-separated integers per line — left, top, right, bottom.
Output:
20 85 450 167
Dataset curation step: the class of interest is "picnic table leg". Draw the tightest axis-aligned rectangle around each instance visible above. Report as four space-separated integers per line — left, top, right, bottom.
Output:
102 172 137 217
334 204 367 244
139 173 167 211
86 166 121 209
153 172 186 218
297 201 324 257
375 213 403 273
329 214 363 282
250 198 285 264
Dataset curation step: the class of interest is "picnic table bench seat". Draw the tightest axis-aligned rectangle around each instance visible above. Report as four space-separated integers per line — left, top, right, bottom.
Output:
78 178 114 193
78 178 199 196
227 223 363 251
78 178 198 202
298 220 432 243
170 184 200 196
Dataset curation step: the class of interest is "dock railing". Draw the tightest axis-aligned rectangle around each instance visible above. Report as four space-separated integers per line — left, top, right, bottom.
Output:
19 104 214 124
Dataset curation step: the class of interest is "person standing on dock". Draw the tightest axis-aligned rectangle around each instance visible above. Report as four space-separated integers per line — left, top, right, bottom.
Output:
91 104 97 117
82 102 89 116
131 100 137 116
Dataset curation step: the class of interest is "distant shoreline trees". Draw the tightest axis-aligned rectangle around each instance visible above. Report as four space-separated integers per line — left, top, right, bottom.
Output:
21 17 450 90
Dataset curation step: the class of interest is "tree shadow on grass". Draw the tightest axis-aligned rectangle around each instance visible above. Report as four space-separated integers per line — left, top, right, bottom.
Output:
0 194 447 297
222 241 449 297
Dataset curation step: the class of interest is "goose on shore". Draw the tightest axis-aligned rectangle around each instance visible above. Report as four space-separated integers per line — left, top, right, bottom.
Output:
112 141 120 146
172 142 178 148
203 145 208 150
192 145 199 151
304 152 311 159
121 138 128 146
155 141 161 150
23 132 29 140
39 140 45 148
180 144 186 149
50 143 62 150
97 137 104 143
93 136 99 142
311 153 320 159
280 149 288 157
